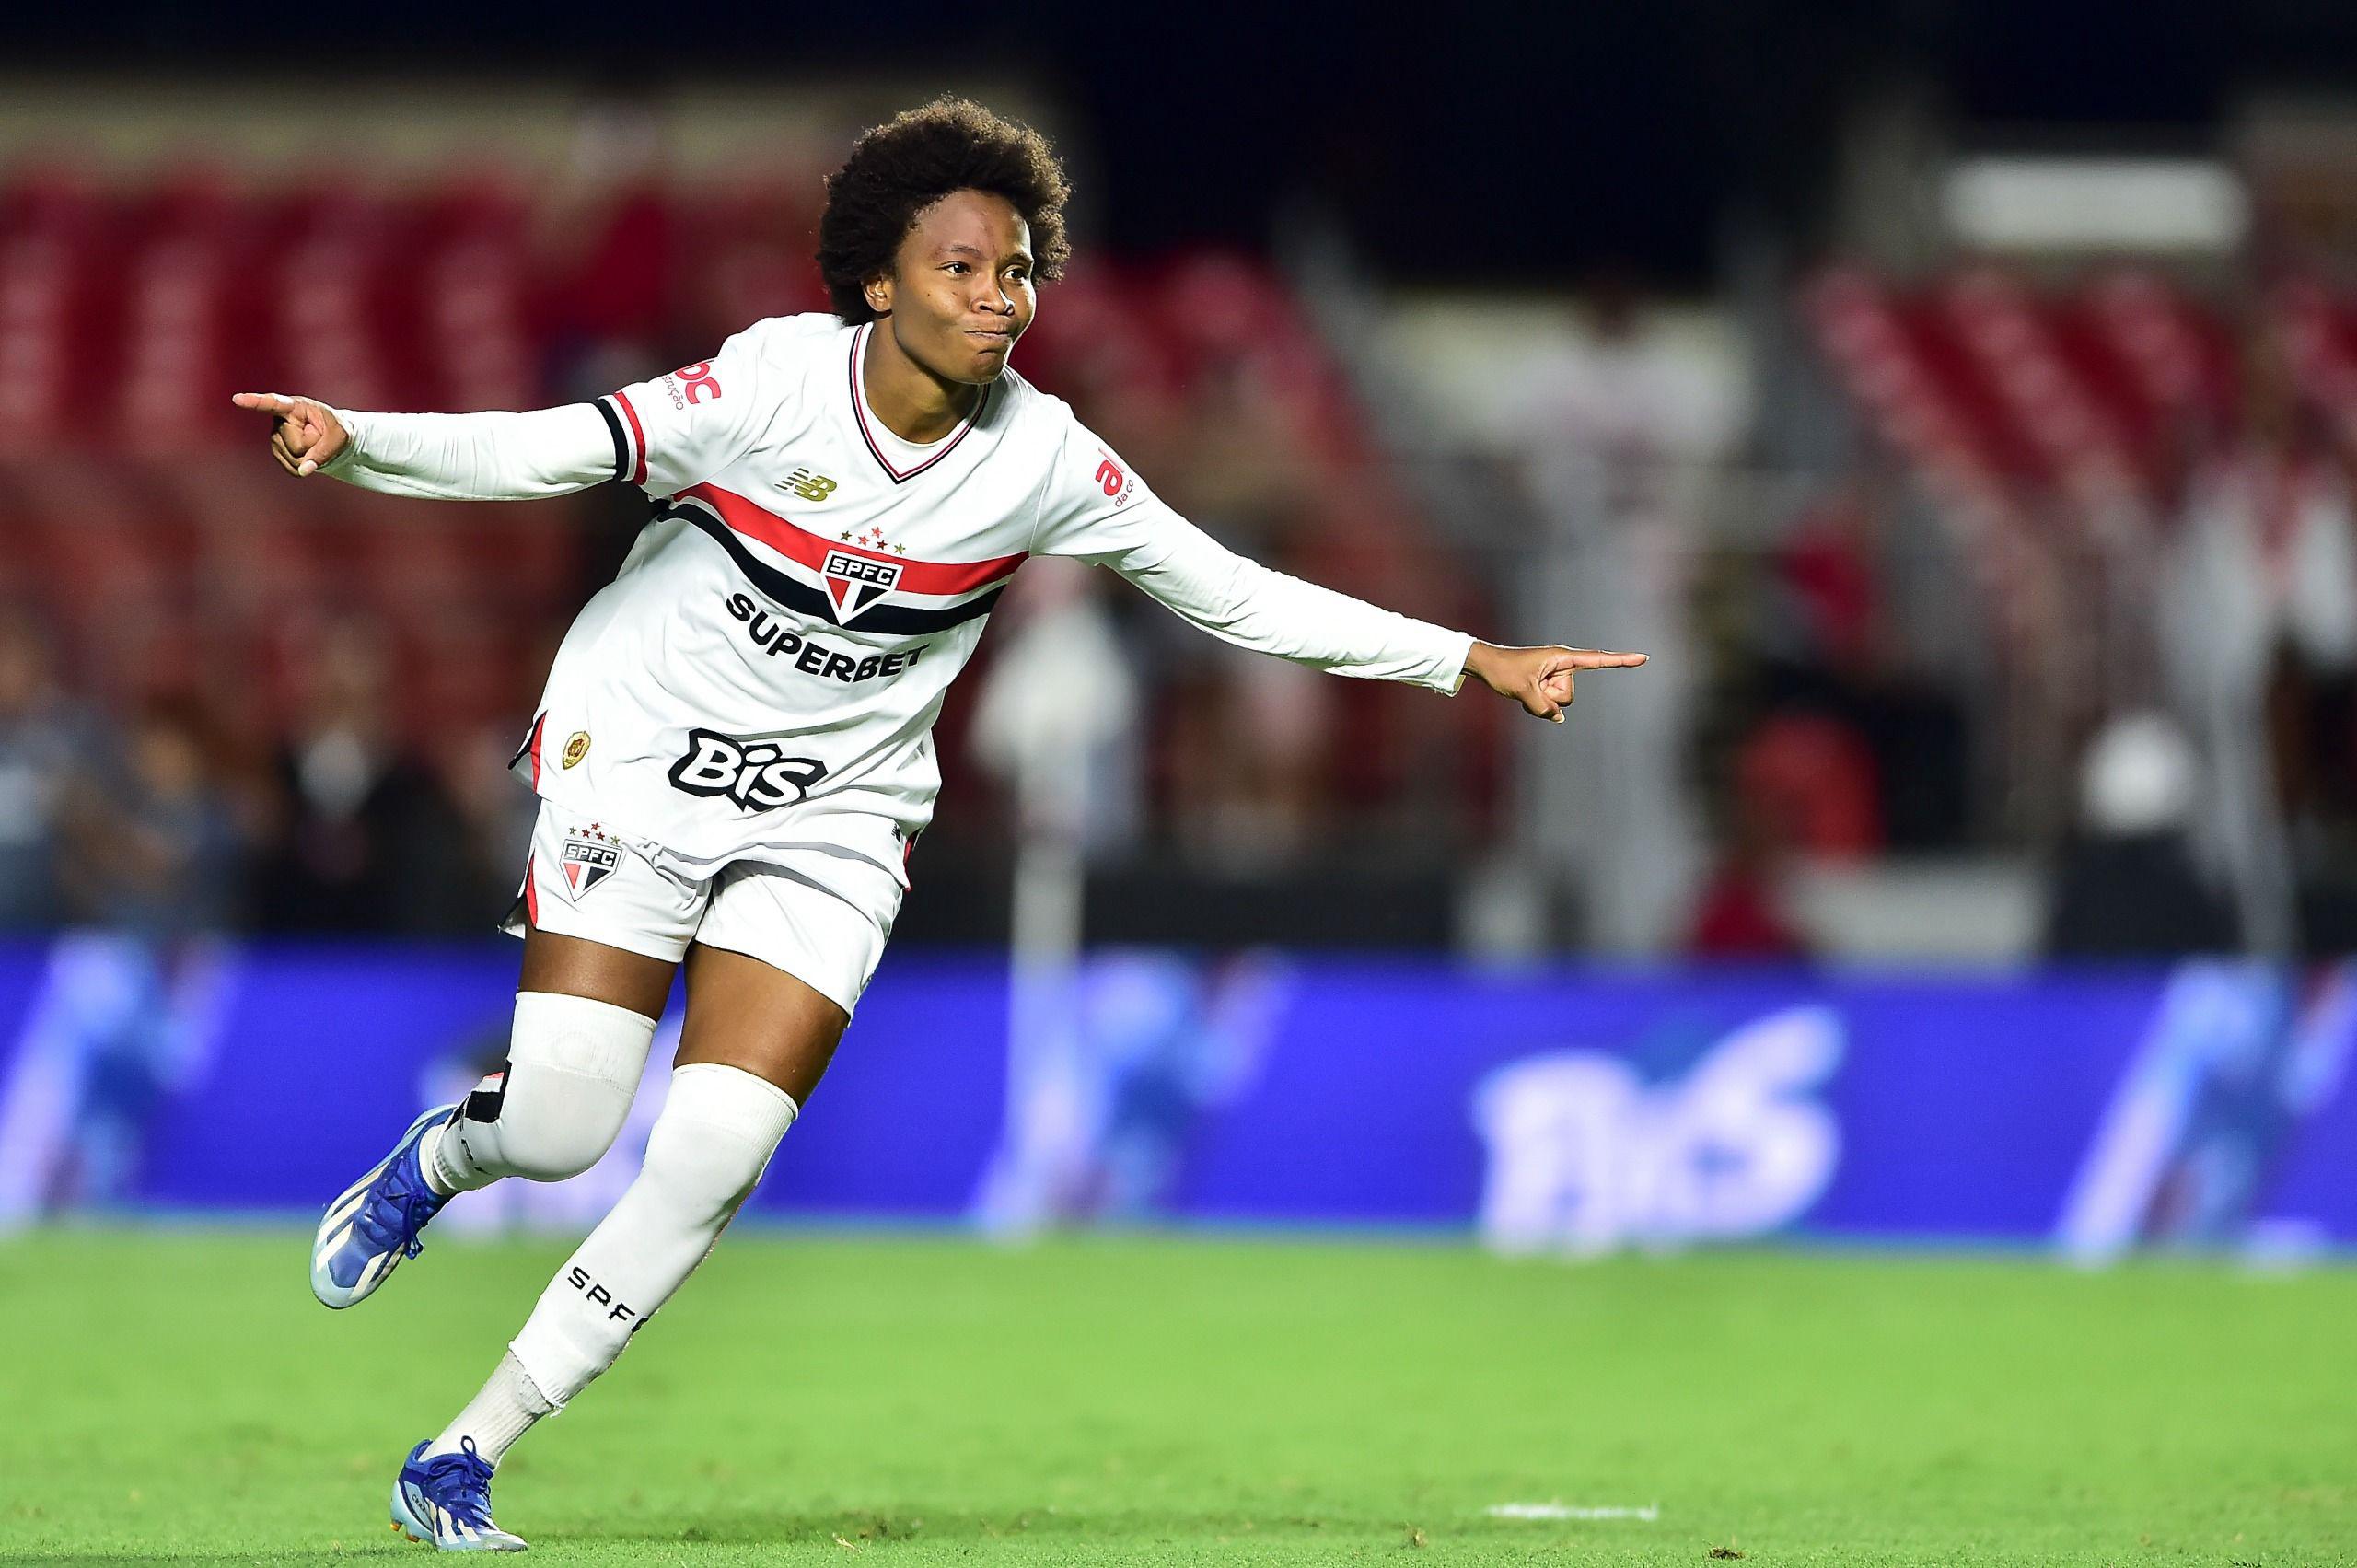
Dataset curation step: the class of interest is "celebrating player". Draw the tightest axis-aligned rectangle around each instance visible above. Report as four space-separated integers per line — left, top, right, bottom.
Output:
236 97 1643 1551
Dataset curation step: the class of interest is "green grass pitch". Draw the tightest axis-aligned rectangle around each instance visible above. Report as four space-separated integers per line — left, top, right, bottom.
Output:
4 1229 2352 1564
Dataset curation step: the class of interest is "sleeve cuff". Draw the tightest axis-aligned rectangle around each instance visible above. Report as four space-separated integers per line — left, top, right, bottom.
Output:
592 397 632 483
1438 633 1475 695
320 407 363 474
600 392 649 487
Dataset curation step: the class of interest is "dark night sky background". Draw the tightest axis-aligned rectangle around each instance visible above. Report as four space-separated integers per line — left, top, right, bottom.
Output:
13 1 2357 287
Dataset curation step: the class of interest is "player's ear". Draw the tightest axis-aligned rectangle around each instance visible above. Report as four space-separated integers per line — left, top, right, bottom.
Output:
864 273 892 318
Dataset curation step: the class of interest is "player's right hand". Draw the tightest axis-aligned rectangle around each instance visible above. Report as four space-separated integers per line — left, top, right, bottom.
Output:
231 391 349 477
1464 641 1647 724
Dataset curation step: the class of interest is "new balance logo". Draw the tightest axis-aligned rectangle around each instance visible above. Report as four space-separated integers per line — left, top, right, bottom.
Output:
784 467 839 504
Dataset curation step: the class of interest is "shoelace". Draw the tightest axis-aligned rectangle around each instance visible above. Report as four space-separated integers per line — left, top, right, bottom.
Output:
420 1437 498 1530
354 1147 445 1262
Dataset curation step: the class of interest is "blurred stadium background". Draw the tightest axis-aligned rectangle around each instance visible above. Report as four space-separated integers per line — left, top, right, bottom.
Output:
6 6 2357 1562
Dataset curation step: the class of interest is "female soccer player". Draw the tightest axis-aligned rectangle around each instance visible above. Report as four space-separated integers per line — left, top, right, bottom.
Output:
237 98 1643 1551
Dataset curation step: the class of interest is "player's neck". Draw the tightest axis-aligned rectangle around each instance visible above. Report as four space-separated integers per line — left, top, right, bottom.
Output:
861 321 981 445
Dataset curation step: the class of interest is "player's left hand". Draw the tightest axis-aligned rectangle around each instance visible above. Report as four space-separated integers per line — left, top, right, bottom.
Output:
1463 642 1646 724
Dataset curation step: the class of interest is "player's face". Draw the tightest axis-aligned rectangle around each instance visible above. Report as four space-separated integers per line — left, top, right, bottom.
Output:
874 189 1036 385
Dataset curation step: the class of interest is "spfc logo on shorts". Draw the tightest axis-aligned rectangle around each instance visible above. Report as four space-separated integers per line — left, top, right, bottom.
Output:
821 549 901 623
559 827 621 897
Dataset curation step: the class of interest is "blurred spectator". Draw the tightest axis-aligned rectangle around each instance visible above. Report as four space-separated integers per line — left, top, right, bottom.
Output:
1516 275 1743 951
2162 319 2357 952
1164 652 1336 874
1753 487 1973 852
1773 487 1881 672
2044 713 2236 958
431 623 566 935
439 726 544 923
33 697 247 1211
0 611 108 931
255 618 474 935
73 697 247 942
970 561 1144 859
1520 273 1743 522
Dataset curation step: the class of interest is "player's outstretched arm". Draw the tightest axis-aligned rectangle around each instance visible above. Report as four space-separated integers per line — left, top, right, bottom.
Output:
1096 508 1645 714
1038 429 1646 715
230 392 617 502
1463 642 1647 724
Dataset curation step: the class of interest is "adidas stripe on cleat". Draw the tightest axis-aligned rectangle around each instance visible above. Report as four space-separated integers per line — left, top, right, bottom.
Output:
311 1105 456 1309
391 1438 528 1552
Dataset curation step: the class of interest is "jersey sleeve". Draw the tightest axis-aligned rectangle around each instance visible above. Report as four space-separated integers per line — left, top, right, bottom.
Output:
1030 414 1472 694
326 403 616 501
597 322 775 496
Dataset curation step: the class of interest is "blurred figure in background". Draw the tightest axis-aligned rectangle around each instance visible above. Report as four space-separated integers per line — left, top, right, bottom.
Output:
41 696 244 1211
1517 274 1742 950
970 560 1146 1236
255 617 471 935
970 559 1145 863
973 950 1290 1231
434 626 570 938
1 696 246 1222
0 610 108 932
2044 712 2236 958
2163 319 2357 953
1165 652 1334 873
75 696 247 941
436 726 546 932
1755 484 1971 853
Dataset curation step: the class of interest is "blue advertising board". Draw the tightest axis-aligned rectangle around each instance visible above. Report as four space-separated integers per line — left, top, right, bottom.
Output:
0 939 2350 1256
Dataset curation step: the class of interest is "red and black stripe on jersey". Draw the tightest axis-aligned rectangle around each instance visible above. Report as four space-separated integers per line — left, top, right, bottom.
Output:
660 482 1025 636
596 393 649 486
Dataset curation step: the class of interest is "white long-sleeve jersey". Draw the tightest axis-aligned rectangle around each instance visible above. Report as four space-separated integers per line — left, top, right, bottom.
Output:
326 312 1472 880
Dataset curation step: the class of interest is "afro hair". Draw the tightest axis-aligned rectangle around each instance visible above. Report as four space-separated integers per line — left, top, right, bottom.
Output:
816 96 1073 324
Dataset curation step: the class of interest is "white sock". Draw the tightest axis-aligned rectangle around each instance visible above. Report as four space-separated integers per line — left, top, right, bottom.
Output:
423 992 657 1196
420 1119 464 1198
427 1351 555 1466
507 1063 797 1409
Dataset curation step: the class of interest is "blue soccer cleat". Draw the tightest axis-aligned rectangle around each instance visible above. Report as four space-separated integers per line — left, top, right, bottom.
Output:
390 1438 528 1552
311 1105 457 1309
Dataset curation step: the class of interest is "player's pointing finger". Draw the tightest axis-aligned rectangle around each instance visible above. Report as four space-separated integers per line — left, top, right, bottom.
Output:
1562 648 1648 668
231 392 294 414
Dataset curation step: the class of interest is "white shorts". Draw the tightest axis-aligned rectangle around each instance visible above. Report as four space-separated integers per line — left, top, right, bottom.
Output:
502 801 904 1018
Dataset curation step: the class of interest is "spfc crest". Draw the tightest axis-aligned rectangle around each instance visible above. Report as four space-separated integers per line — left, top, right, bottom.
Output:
821 549 901 623
559 828 621 897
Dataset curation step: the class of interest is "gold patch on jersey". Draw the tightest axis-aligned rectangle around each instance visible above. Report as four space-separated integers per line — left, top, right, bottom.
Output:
563 731 591 770
784 468 839 504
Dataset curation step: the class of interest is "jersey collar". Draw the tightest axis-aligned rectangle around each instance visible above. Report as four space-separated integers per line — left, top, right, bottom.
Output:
849 321 988 484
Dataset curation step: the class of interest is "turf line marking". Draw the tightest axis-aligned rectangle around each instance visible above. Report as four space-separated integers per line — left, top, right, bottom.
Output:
1487 1503 1659 1521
